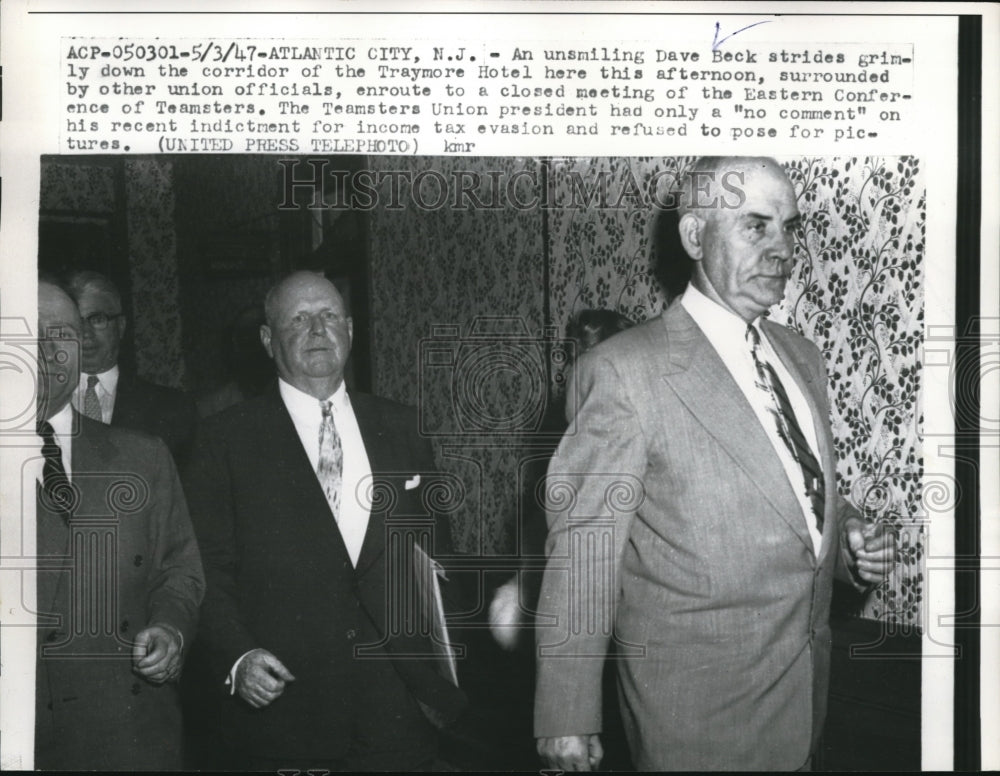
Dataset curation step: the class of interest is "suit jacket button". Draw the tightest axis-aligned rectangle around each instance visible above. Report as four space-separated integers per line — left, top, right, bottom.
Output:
131 682 141 695
120 619 129 633
45 631 58 642
346 629 357 640
133 555 143 567
46 702 53 711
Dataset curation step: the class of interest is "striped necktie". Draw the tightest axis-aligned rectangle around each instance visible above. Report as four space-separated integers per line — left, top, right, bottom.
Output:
83 374 102 421
746 324 825 534
316 400 343 521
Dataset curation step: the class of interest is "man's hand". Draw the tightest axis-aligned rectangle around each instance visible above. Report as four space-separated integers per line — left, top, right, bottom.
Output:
488 576 523 650
132 623 183 684
844 517 897 584
537 734 603 771
234 648 296 709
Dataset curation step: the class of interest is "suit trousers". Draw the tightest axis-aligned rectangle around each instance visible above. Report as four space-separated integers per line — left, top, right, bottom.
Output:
222 654 437 771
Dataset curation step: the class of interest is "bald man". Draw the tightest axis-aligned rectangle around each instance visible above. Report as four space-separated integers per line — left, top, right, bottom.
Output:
184 271 465 771
534 158 896 771
34 280 204 769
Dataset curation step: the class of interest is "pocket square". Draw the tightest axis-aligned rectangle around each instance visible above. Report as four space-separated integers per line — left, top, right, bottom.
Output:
404 475 421 490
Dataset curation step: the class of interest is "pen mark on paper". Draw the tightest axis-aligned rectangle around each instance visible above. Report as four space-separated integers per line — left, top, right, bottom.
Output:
712 20 772 51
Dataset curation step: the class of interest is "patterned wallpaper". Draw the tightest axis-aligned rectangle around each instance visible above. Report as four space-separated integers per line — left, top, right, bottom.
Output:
123 159 186 388
546 156 683 325
39 162 117 213
778 157 924 625
368 155 925 629
368 157 548 561
39 159 187 389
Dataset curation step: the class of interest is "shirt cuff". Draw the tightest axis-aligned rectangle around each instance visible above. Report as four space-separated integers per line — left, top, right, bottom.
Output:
153 621 184 653
225 649 255 695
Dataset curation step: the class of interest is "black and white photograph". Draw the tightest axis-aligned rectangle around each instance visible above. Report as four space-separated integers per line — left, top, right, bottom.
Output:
1 3 995 772
28 152 923 770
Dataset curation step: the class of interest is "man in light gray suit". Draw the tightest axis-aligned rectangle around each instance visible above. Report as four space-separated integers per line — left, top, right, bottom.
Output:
534 157 896 771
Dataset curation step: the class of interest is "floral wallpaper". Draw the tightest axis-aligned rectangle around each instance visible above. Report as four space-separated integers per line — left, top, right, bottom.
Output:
39 159 187 389
368 156 925 629
39 162 116 213
778 157 924 625
368 157 548 561
546 156 681 325
123 159 186 388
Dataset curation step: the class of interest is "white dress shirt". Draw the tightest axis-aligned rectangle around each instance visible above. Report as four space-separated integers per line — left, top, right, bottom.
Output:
278 378 373 566
681 285 824 555
72 365 120 423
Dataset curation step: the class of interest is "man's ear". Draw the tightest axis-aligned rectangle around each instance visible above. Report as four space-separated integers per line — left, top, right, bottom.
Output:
116 315 128 339
259 324 273 358
678 212 705 261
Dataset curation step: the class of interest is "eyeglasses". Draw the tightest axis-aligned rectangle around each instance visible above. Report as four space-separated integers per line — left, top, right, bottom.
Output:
83 312 124 330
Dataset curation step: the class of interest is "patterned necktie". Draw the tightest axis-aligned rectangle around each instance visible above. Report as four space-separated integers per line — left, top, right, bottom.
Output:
83 374 102 421
37 420 73 517
316 400 343 522
746 324 825 534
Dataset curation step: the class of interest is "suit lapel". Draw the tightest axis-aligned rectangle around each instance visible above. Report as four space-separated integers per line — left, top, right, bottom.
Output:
261 387 355 562
36 416 114 622
36 486 70 620
109 371 136 427
351 394 389 578
659 304 814 554
74 412 117 468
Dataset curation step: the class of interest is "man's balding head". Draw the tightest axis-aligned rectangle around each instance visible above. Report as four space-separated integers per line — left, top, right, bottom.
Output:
260 271 353 400
678 158 801 323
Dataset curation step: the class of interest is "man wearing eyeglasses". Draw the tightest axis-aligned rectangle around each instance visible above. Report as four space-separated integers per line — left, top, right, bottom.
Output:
64 270 198 465
34 278 205 770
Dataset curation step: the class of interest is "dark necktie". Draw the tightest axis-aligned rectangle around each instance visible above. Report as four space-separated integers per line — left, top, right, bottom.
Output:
37 420 73 517
83 374 102 421
746 324 825 534
316 400 343 522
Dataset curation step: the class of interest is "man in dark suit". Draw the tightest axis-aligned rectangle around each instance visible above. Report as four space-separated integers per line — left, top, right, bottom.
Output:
534 158 897 771
34 280 205 770
63 270 197 464
185 271 465 771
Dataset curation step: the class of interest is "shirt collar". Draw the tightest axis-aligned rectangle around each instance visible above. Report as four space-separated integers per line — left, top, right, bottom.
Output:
681 282 759 344
278 377 347 420
79 364 120 392
45 402 75 439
